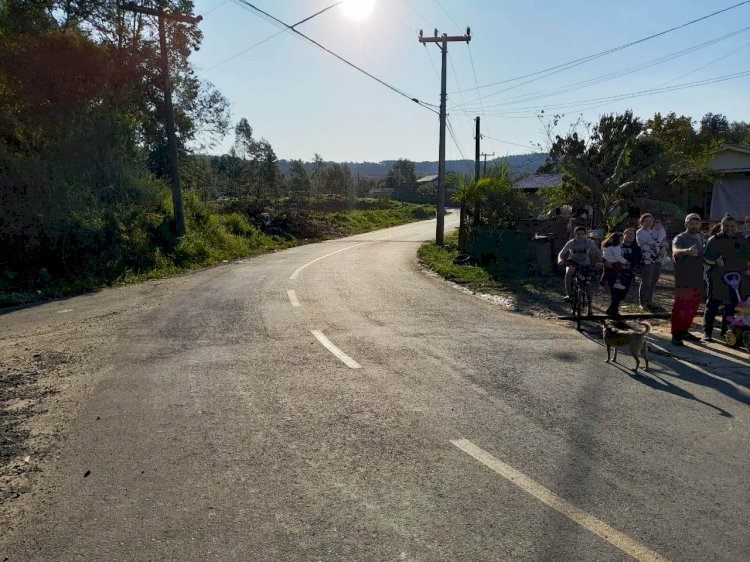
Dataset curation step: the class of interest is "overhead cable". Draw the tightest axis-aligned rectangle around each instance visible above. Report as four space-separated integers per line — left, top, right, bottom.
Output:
449 0 750 95
453 24 750 111
227 0 438 113
450 70 750 117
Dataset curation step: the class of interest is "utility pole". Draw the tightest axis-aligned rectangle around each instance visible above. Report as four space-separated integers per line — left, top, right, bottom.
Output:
117 2 202 236
474 117 481 182
481 152 495 176
419 28 471 246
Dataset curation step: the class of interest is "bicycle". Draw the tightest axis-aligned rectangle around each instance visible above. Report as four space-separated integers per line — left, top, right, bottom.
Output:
569 262 592 331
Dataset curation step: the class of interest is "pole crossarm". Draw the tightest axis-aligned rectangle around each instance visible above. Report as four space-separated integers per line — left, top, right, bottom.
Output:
117 2 202 23
418 27 471 45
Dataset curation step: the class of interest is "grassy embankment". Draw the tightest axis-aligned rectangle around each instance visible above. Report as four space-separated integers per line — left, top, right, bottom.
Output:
0 199 435 307
417 232 564 313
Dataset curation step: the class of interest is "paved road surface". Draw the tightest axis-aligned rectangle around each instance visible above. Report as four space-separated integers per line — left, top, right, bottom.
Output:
2 215 748 561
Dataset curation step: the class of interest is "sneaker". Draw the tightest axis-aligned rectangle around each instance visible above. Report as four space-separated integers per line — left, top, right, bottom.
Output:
702 335 713 343
671 336 684 346
682 332 700 342
613 282 626 290
563 295 571 302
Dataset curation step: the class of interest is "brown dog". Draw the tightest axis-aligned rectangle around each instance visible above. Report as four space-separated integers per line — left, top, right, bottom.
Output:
603 320 651 372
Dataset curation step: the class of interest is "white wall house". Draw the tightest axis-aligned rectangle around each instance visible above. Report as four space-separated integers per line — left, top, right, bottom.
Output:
709 144 750 221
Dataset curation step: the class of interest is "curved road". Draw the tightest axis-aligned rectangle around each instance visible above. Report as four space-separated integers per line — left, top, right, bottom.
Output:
2 215 748 561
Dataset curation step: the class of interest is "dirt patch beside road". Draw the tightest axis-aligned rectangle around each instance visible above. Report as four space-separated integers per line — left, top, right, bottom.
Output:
0 308 115 535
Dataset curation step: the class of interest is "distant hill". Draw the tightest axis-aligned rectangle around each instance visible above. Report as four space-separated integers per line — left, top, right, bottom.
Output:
276 153 547 181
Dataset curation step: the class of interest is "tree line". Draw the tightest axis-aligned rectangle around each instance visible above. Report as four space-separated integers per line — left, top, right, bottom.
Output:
537 111 750 226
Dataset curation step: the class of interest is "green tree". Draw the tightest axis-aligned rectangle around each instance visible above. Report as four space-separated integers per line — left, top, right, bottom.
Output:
385 159 416 191
539 111 665 224
287 159 311 199
563 143 672 230
310 153 327 198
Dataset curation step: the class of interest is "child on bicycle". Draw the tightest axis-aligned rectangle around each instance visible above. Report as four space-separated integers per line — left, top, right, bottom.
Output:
601 232 628 290
558 226 602 314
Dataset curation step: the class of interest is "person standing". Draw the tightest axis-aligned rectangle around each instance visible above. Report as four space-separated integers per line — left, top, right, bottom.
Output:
702 214 750 342
671 213 705 345
605 228 642 317
636 213 662 310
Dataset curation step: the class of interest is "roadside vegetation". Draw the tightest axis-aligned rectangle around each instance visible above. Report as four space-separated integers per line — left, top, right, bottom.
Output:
0 197 434 307
0 3 437 308
418 232 563 317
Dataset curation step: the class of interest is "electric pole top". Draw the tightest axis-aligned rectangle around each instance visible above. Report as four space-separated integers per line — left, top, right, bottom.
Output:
418 27 471 45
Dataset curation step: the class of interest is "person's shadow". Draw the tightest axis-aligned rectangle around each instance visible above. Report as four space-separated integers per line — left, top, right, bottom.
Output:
583 330 748 415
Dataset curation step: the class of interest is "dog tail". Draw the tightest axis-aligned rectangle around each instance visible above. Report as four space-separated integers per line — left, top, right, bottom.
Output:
636 321 652 334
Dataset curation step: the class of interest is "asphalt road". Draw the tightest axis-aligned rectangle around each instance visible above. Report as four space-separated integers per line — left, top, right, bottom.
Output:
1 214 748 561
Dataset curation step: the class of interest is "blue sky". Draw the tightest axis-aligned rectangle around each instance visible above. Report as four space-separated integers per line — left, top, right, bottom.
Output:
190 0 750 162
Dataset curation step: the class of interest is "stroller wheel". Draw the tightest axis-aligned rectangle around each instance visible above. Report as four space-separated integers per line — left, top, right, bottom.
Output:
725 329 740 348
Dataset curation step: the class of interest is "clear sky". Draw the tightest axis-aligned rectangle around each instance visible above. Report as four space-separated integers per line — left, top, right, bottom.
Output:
190 0 750 162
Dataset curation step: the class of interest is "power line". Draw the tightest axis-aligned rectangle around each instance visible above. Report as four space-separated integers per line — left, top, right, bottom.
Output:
466 44 485 115
449 0 750 95
207 1 344 72
451 70 750 117
482 135 534 150
201 0 230 17
657 41 750 86
453 24 750 111
225 0 438 113
434 0 461 29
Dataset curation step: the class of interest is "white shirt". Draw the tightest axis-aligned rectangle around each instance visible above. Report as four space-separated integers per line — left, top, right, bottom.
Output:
603 245 628 265
636 228 659 264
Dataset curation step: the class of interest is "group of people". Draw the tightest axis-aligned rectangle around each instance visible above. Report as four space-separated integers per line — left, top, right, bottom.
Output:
671 213 750 346
557 213 671 318
557 212 750 346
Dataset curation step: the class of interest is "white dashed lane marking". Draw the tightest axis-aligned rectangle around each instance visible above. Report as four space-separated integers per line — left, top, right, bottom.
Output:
289 243 368 280
287 290 301 307
311 330 361 369
451 439 670 562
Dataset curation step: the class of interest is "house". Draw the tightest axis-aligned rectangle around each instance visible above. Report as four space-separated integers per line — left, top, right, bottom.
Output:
513 173 563 214
708 144 750 220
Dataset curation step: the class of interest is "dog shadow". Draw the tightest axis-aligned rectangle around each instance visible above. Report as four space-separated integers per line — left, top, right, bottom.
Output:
605 360 733 417
582 330 736 416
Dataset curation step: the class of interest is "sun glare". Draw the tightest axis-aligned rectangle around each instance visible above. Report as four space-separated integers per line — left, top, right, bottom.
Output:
340 0 375 21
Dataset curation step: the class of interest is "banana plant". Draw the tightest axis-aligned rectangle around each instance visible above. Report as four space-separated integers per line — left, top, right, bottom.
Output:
563 143 673 226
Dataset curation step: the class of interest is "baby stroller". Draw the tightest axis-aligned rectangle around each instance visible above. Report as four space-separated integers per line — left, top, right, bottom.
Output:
722 271 750 356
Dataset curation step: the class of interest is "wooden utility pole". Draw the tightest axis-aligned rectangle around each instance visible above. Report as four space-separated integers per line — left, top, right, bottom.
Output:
117 2 202 236
474 117 481 182
419 28 471 246
481 152 495 176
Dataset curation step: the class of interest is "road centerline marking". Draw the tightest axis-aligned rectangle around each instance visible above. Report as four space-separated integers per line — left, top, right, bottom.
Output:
287 290 301 307
311 330 361 369
290 243 368 280
451 439 670 562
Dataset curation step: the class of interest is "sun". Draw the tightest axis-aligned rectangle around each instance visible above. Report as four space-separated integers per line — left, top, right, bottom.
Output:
340 0 375 21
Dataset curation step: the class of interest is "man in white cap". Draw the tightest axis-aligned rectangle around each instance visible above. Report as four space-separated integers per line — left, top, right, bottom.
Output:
670 213 705 345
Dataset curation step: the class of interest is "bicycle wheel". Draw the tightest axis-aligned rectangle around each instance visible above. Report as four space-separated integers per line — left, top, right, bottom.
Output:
571 282 579 315
576 286 586 330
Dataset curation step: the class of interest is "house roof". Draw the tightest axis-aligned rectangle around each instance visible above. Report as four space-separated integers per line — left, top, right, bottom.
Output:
719 143 750 154
709 143 750 173
513 173 563 190
416 174 439 183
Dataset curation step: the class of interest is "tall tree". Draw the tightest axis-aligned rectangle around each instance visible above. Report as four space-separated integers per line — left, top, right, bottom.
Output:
385 159 416 191
287 159 311 199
